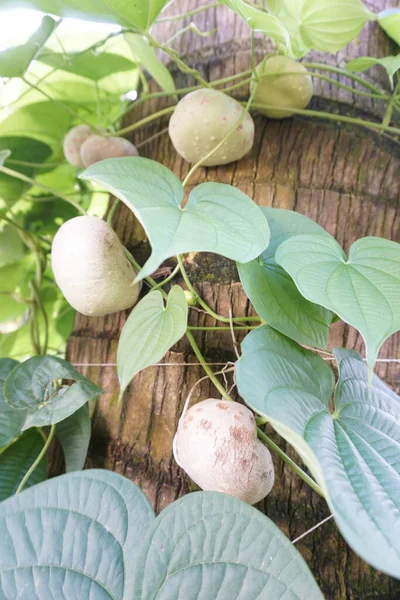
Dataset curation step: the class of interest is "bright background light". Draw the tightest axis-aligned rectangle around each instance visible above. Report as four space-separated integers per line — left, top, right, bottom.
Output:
0 8 120 52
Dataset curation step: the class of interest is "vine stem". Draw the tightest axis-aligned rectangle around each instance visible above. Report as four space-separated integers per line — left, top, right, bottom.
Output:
16 424 56 494
0 166 86 215
177 255 261 323
151 264 180 290
250 103 400 136
302 62 385 95
156 2 219 22
382 80 400 128
185 329 233 402
256 428 324 497
147 33 210 88
113 106 175 137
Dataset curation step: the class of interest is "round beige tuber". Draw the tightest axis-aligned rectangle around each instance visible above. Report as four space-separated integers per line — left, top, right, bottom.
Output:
251 55 313 119
168 88 254 166
63 125 93 168
51 216 141 317
80 135 139 168
173 398 274 504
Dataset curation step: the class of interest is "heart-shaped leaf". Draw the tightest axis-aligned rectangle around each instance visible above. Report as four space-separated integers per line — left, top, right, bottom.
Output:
0 469 155 600
238 208 334 348
0 359 26 448
55 403 91 472
80 157 270 281
0 0 168 30
0 16 55 78
276 234 400 371
0 429 47 501
236 325 400 578
118 286 188 398
133 490 323 599
4 355 103 428
300 0 373 53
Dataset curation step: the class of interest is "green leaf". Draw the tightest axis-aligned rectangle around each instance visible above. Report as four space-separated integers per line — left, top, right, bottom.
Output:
118 286 188 397
219 0 291 50
0 16 55 78
238 208 334 348
4 355 103 428
0 359 25 448
300 0 373 53
346 55 400 84
81 157 270 281
133 491 323 599
276 234 400 370
37 49 136 81
0 469 155 599
0 429 47 500
378 8 400 45
0 224 25 268
0 150 11 166
0 103 73 160
0 0 168 30
56 404 90 472
126 33 176 95
0 136 52 204
236 326 400 579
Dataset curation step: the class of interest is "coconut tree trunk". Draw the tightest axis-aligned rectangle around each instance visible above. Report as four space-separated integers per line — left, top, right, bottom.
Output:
67 2 400 598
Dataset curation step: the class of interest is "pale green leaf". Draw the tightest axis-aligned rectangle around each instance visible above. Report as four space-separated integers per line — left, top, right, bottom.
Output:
0 429 47 500
37 49 136 81
300 0 374 53
81 157 270 281
133 491 323 599
118 286 188 397
219 0 292 50
0 0 169 30
0 359 25 448
378 8 400 45
56 403 90 472
0 469 155 599
236 325 400 579
126 33 176 95
346 55 400 83
238 208 334 348
4 355 103 428
276 234 400 370
0 16 55 78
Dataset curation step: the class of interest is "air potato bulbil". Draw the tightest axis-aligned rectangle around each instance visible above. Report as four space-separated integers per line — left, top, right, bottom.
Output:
169 88 255 166
51 216 141 317
251 55 313 119
62 125 92 168
173 398 274 504
80 135 138 168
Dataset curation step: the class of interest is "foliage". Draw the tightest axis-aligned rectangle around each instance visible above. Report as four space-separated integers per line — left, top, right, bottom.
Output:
0 470 323 599
0 0 400 596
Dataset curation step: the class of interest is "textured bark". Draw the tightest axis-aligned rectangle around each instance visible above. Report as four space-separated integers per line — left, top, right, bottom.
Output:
67 2 400 598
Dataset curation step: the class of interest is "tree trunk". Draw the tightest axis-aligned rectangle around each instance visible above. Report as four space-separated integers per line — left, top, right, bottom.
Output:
67 2 400 598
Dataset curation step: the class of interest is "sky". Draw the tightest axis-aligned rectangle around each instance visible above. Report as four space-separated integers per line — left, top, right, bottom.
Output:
0 8 120 51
